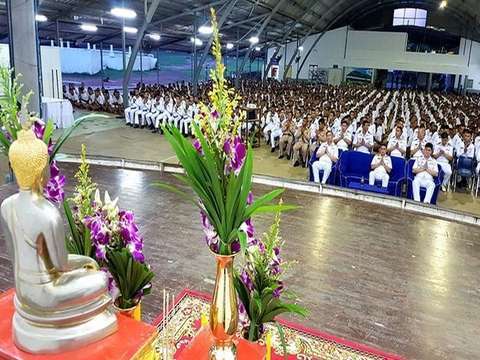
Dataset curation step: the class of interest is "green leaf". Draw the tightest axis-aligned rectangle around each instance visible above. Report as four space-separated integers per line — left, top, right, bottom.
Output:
43 119 55 145
237 230 247 255
275 322 288 360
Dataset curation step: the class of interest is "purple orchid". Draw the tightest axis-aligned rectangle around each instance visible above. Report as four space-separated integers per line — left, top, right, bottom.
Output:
230 240 240 254
193 139 203 155
238 302 250 328
43 162 66 205
247 191 254 205
224 136 246 175
200 210 219 253
240 270 254 293
102 268 120 300
33 119 46 139
272 281 284 298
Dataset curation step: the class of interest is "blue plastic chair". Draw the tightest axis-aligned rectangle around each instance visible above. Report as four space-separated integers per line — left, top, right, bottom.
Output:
406 159 444 205
453 156 476 192
338 151 373 188
387 156 406 196
308 149 343 185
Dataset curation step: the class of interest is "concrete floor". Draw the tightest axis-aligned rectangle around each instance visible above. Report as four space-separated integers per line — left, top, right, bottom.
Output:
53 111 480 216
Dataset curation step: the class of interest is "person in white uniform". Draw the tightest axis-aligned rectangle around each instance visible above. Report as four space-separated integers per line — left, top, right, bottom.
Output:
353 119 374 154
387 126 407 158
412 143 438 204
433 132 453 192
369 144 392 188
311 131 339 184
334 119 352 151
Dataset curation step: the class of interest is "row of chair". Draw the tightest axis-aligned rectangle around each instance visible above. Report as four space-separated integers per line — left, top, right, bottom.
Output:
308 150 445 204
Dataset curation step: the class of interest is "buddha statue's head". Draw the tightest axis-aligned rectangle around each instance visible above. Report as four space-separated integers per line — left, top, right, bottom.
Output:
9 129 49 194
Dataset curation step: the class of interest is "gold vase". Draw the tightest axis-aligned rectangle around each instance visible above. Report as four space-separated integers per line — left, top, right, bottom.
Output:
114 299 142 321
209 254 238 360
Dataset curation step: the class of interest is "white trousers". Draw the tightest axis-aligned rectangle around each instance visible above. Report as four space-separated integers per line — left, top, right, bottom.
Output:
312 160 332 184
413 176 435 204
179 117 192 135
270 128 282 149
369 168 389 188
124 107 137 124
263 123 275 141
438 162 451 186
133 109 147 125
145 111 158 126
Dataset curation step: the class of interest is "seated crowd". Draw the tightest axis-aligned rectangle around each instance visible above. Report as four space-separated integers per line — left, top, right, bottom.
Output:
64 79 480 204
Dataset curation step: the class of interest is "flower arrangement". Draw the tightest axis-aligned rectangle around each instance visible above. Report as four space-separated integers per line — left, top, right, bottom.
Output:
234 205 308 342
0 66 101 204
65 145 153 309
154 9 295 256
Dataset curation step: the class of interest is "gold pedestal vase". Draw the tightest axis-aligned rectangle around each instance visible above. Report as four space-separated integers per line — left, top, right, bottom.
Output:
209 254 238 360
114 298 142 321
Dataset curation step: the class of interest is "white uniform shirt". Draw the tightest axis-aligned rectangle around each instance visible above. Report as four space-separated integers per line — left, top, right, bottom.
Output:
411 138 427 158
387 136 407 158
316 142 339 164
353 130 374 154
334 128 352 151
434 142 453 164
413 155 438 182
371 154 392 174
456 141 475 158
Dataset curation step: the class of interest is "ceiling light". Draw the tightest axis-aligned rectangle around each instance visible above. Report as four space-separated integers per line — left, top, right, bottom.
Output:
439 0 447 9
80 23 98 32
190 37 203 46
226 42 234 50
255 46 261 51
123 26 138 34
298 46 304 52
249 36 259 45
198 24 213 35
148 33 161 41
35 14 47 22
111 7 137 19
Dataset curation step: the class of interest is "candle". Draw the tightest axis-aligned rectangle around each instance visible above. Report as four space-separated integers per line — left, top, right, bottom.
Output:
201 313 208 328
266 331 272 360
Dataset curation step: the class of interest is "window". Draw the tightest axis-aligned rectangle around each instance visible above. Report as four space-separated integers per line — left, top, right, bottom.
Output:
393 8 427 27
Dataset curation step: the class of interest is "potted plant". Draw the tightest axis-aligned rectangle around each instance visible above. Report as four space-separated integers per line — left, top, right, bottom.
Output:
65 146 154 320
234 205 308 348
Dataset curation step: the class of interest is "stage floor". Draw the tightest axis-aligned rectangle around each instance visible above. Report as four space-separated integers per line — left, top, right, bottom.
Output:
0 163 479 359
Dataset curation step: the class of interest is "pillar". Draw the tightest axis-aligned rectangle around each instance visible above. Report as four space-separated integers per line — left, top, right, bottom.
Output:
7 0 42 114
427 72 433 92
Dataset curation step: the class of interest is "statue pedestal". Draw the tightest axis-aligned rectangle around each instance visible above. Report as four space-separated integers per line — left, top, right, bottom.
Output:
0 289 158 360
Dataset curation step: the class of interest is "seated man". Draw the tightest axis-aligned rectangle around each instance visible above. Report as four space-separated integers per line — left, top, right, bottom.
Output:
311 131 338 184
387 126 407 158
433 132 453 192
369 144 392 188
412 143 438 204
352 118 374 154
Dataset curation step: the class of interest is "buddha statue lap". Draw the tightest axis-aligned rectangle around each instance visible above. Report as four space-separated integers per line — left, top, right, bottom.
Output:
0 129 117 354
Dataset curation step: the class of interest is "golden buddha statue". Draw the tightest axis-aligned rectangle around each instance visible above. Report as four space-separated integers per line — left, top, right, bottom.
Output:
0 129 117 353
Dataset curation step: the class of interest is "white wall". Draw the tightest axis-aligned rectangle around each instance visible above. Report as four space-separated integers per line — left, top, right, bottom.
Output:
268 26 479 87
0 44 63 99
41 46 63 98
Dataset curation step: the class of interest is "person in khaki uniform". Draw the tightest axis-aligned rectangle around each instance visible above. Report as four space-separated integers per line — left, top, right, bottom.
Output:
293 122 311 167
278 116 295 160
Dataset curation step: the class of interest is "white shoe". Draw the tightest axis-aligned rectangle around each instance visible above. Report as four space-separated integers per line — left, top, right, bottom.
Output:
441 185 447 192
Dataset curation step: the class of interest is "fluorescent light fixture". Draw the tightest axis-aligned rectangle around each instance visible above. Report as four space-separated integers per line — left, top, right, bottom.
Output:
249 36 259 45
255 46 261 51
111 7 137 19
35 14 48 22
226 42 234 50
198 24 213 35
190 37 203 46
148 33 161 41
80 23 98 32
123 26 138 34
439 0 447 9
298 46 304 52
